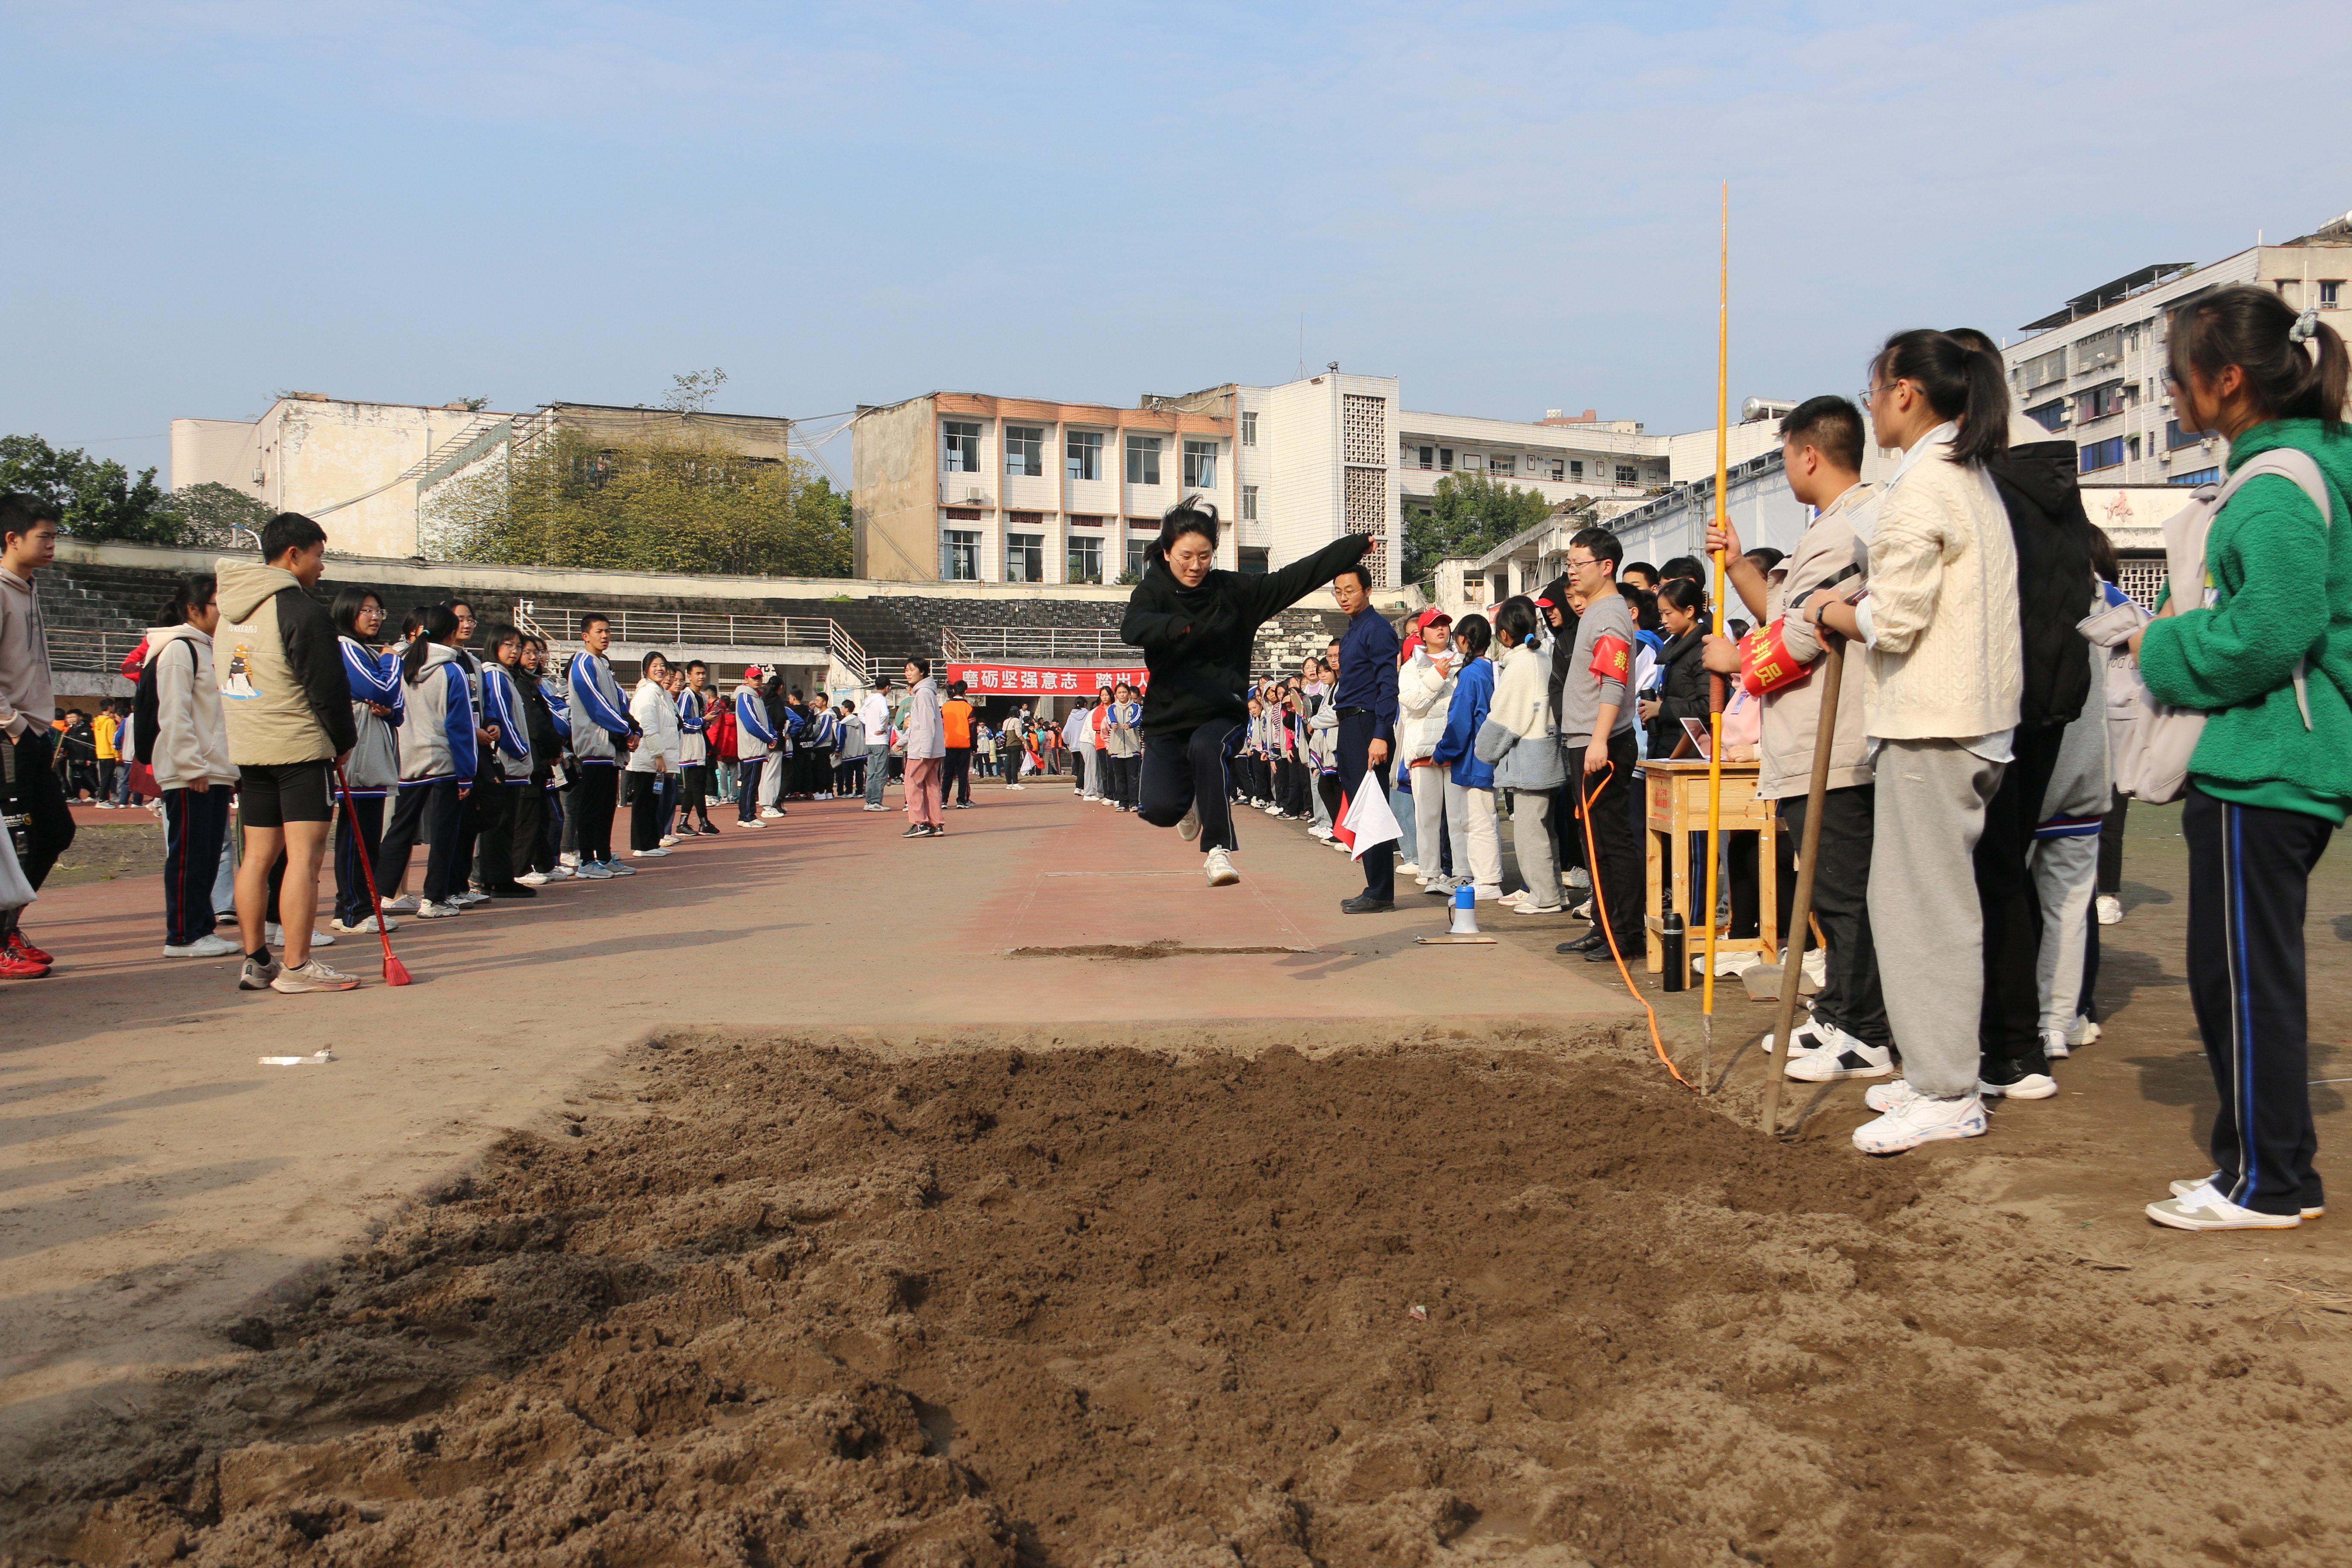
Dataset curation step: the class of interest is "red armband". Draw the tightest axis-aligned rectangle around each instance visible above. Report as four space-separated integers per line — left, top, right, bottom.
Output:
1738 620 1812 698
1588 634 1631 684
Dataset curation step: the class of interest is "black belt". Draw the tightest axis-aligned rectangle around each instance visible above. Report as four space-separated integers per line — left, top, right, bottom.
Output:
1336 705 1374 719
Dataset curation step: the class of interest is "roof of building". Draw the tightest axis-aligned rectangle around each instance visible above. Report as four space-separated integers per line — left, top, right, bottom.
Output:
2021 262 2195 332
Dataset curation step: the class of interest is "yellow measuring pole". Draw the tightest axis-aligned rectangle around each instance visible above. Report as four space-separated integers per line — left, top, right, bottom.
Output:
1700 186 1729 1038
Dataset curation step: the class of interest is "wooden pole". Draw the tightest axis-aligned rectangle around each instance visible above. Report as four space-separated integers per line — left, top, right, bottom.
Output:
1700 185 1730 1039
1760 634 1845 1134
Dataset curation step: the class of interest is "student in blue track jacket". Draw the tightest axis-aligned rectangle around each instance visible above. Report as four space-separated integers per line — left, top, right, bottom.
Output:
330 590 403 934
473 624 537 898
733 665 775 827
677 662 716 835
372 605 477 916
564 612 638 875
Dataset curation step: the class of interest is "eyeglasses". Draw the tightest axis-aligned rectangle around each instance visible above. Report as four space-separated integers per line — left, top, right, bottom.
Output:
1565 555 1600 570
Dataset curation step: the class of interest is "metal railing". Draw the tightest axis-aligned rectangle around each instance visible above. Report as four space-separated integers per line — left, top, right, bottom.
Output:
941 625 1130 662
45 627 150 674
513 603 870 681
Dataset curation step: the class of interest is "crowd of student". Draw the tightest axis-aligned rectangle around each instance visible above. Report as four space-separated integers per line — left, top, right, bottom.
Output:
1093 286 2346 1229
0 288 2342 1231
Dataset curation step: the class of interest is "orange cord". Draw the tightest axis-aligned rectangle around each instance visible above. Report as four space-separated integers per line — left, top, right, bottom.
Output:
1577 760 1690 1087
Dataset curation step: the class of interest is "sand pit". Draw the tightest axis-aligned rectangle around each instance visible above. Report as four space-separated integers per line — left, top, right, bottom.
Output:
18 1032 2352 1567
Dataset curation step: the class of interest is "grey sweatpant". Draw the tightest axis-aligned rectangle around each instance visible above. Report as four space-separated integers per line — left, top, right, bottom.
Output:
1510 789 1560 906
1868 738 2004 1098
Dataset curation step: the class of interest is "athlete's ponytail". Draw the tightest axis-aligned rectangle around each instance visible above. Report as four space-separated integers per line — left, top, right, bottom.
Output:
404 603 458 686
2169 283 2349 429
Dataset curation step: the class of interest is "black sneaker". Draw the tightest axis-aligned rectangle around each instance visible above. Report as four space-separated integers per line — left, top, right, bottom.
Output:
923 824 945 836
1339 893 1394 914
901 824 928 838
698 823 722 836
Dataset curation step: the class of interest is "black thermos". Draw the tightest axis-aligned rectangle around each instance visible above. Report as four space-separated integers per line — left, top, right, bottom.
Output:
1660 910 1685 992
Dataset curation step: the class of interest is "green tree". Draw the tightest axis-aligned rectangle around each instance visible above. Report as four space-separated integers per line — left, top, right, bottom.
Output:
425 429 853 578
1400 472 1560 594
0 433 187 543
163 481 274 545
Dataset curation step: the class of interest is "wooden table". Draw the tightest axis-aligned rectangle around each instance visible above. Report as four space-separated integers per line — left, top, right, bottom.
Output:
1640 758 1778 974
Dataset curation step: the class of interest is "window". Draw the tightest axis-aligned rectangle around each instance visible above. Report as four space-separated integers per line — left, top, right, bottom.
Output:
2025 398 2069 433
1004 425 1043 477
1488 455 1516 476
2172 466 2221 486
1569 459 1583 480
1615 465 1638 485
1242 484 1259 521
1068 513 1103 528
2324 282 2342 308
2166 419 2204 450
1126 434 1161 485
1438 447 1453 470
1066 430 1102 481
2018 345 2067 393
1006 533 1044 583
2127 435 2141 462
1182 438 1217 489
1549 458 1565 480
2080 436 2127 473
942 421 981 472
2076 382 2126 423
2075 327 2125 374
1417 445 1433 468
1238 547 1269 575
1124 536 1149 579
941 530 980 581
1067 534 1102 583
1241 411 1257 446
1458 452 1483 472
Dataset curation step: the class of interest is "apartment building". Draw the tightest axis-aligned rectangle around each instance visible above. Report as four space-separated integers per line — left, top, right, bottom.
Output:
2001 214 2352 487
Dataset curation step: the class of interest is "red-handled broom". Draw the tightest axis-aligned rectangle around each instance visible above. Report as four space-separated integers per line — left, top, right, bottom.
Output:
333 760 412 986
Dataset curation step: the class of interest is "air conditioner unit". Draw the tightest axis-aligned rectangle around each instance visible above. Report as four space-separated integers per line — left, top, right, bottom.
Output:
965 488 985 504
251 470 266 484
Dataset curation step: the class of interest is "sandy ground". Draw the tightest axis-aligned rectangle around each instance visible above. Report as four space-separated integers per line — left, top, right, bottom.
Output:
3 776 2349 1565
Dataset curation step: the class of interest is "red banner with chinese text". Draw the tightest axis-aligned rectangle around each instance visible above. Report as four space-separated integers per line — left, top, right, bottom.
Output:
945 662 1151 698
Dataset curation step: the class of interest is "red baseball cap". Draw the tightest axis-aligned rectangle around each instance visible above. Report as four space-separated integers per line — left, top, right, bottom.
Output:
1413 607 1453 629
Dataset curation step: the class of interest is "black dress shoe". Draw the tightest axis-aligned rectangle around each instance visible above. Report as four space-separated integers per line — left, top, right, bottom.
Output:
1585 940 1626 962
1556 930 1607 954
1339 893 1395 914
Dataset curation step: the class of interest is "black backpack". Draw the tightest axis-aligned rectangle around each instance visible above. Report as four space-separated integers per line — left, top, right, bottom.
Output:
132 637 198 766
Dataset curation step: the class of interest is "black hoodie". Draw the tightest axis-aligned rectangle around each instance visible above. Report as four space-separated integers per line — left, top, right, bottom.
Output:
1121 534 1371 740
1986 438 2096 729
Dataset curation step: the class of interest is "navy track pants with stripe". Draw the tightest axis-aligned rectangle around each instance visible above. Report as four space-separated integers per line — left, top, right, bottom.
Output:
2184 787 2331 1217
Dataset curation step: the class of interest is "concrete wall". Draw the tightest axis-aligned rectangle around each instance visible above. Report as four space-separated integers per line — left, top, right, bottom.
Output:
851 396 940 582
170 397 506 561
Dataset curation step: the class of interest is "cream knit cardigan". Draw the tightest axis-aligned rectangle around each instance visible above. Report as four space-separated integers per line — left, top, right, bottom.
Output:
1859 428 2022 741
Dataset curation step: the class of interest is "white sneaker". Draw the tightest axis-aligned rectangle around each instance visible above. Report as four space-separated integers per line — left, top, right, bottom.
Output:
658 834 680 847
270 957 360 993
1310 826 1333 842
2147 1182 2302 1231
1472 883 1505 900
516 871 549 887
2043 1025 2072 1061
380 894 420 916
416 899 464 918
559 852 581 870
330 914 396 935
1565 866 1591 891
861 803 888 811
1513 898 1565 915
163 933 242 958
1979 1072 2058 1099
2066 1014 2102 1050
576 862 613 879
760 808 785 820
1781 1023 1894 1082
1204 847 1240 887
1397 862 1419 877
632 847 672 858
738 817 766 828
2169 1176 2324 1220
1853 1091 1987 1155
454 889 492 906
1862 1078 1920 1114
264 922 335 948
2096 894 2123 926
1007 783 1026 790
1178 803 1200 841
540 865 571 881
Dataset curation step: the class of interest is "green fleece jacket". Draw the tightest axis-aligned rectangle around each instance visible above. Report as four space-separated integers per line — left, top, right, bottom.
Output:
2139 419 2352 821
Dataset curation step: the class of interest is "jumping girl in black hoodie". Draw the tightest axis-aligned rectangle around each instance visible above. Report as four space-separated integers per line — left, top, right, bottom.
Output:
1121 499 1372 887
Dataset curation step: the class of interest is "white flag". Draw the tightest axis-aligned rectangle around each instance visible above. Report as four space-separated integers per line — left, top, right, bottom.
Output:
1337 769 1401 861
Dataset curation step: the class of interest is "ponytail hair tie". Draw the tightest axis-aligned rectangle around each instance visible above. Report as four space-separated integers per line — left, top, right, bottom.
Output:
2290 303 2321 345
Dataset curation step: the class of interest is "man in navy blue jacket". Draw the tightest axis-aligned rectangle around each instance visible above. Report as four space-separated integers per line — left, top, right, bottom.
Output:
1331 561 1400 912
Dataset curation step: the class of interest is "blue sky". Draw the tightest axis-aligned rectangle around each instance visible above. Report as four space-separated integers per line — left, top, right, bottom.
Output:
5 0 2346 487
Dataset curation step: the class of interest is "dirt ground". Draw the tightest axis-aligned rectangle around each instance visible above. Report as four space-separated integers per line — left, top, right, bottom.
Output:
6 787 2350 1566
13 1026 2348 1568
39 824 165 890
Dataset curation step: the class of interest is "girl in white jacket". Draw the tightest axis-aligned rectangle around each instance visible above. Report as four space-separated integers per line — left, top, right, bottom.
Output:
374 606 478 917
625 653 681 856
1397 611 1457 885
149 576 240 957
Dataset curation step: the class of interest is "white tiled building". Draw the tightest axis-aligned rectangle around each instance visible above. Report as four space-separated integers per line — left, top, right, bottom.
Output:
2001 216 2352 489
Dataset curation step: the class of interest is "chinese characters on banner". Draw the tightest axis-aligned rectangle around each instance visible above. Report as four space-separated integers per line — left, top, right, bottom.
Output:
944 663 1152 696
